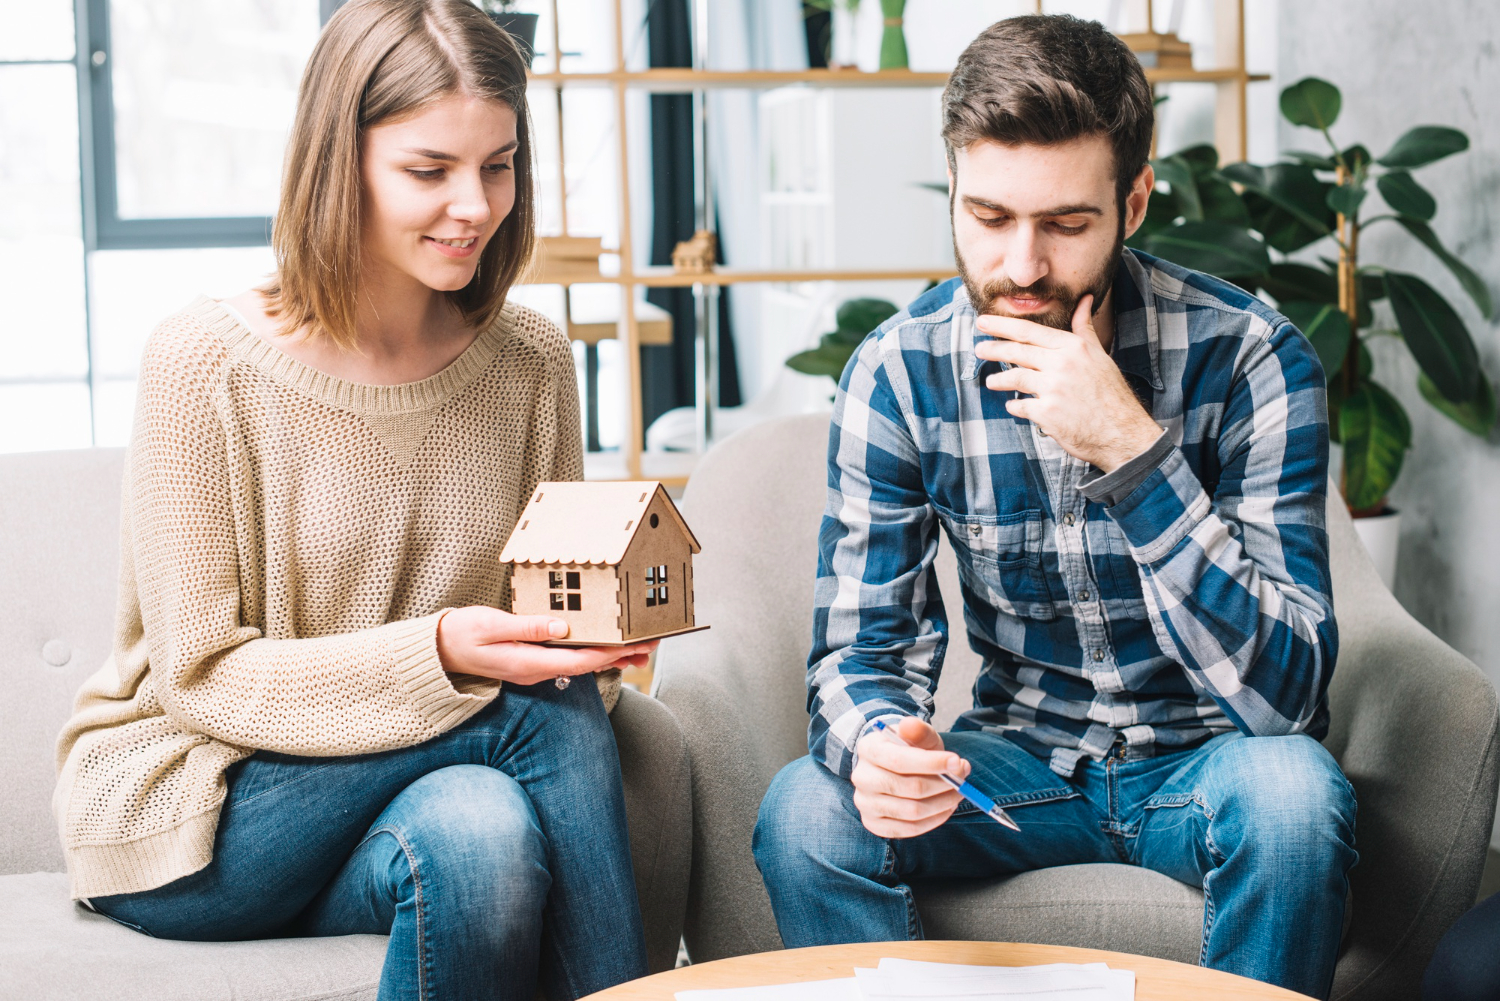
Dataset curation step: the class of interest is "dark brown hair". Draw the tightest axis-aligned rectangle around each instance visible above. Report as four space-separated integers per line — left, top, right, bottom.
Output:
260 0 535 349
942 14 1154 211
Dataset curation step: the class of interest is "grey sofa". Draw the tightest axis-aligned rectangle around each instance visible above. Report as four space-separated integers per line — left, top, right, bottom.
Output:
0 448 691 1000
656 413 1500 1001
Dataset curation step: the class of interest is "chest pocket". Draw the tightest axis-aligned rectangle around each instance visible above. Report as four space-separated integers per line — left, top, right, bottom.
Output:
938 504 1058 622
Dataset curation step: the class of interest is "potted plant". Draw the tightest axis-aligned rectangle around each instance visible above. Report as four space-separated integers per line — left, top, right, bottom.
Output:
480 1 538 67
1130 77 1494 585
786 297 899 384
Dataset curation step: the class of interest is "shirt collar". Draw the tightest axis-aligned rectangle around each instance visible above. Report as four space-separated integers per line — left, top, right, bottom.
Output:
1111 249 1165 392
954 249 1164 392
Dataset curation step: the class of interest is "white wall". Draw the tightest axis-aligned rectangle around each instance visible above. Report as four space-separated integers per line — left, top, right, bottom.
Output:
1278 0 1500 847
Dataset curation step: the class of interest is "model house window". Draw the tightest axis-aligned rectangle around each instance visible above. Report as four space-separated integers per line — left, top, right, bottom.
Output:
549 570 582 611
645 565 669 607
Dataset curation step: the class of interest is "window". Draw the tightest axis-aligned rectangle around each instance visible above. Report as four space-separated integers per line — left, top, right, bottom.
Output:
644 564 668 607
85 0 323 249
549 569 582 611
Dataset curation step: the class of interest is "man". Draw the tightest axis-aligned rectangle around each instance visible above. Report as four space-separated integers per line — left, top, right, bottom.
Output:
752 14 1355 1000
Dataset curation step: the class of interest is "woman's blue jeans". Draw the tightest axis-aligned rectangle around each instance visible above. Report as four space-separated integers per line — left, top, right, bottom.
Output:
91 678 650 1001
754 730 1356 1000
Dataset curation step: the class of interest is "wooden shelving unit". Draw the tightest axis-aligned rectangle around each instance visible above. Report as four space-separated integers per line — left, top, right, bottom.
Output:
526 0 1265 487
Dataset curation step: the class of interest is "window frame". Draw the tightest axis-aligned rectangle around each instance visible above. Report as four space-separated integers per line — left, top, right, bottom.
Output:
78 0 340 250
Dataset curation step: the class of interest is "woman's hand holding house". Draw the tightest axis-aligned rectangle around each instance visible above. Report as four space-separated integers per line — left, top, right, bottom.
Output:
435 606 658 687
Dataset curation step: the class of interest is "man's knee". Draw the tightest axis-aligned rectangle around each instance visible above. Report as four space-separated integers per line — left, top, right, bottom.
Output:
1207 735 1356 859
754 756 870 875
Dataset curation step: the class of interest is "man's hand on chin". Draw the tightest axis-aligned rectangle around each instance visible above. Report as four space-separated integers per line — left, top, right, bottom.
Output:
974 295 1163 474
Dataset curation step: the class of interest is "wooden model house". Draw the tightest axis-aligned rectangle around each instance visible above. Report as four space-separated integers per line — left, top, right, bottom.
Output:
499 481 705 646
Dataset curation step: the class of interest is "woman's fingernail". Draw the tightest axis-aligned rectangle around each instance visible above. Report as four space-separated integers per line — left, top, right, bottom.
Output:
548 620 569 638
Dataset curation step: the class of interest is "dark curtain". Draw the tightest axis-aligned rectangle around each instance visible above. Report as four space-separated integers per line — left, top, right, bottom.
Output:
643 0 741 441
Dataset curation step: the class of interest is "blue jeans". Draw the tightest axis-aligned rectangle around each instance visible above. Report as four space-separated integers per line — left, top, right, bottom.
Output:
1423 890 1500 1000
754 731 1356 1000
91 678 649 1001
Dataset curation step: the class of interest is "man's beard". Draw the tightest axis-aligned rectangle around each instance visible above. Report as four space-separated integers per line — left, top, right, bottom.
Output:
953 228 1124 331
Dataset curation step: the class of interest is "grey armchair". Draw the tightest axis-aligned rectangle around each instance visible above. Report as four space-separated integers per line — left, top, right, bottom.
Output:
0 447 691 1000
655 413 1500 1001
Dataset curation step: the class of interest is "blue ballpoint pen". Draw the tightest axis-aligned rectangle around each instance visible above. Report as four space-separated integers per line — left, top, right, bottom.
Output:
871 719 1021 831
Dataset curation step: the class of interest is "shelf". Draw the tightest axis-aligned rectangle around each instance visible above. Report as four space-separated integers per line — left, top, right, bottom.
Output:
525 67 1270 91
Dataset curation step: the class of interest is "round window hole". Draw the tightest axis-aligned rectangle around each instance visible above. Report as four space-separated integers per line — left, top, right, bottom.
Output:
650 513 660 528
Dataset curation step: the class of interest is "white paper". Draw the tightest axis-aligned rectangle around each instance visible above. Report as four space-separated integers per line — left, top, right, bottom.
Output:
859 958 1134 1001
674 959 1133 1001
676 976 865 1001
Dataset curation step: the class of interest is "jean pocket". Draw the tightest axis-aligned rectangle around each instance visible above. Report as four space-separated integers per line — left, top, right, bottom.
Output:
951 785 1080 817
939 506 1058 622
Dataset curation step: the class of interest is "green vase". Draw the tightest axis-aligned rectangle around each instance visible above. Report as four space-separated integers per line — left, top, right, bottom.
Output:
878 0 907 70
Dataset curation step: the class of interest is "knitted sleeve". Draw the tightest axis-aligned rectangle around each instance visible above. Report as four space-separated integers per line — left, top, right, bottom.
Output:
128 319 496 757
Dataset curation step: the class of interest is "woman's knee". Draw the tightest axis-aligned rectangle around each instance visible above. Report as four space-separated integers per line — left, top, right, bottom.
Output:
381 765 550 900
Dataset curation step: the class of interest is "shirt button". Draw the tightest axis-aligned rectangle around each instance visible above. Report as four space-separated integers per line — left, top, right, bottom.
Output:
1063 512 1076 526
969 524 981 536
1093 649 1105 662
1079 590 1090 602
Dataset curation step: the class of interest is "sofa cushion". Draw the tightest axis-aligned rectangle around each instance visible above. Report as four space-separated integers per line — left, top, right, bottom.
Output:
914 863 1203 964
0 872 386 1001
0 449 128 876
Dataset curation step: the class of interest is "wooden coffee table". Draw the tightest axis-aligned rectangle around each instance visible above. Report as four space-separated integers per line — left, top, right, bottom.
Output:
585 941 1315 1001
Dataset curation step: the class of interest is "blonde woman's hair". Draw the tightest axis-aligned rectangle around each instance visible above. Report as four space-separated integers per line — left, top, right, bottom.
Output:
260 0 535 349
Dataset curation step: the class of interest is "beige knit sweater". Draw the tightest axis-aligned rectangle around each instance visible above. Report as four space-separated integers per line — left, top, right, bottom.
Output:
53 296 604 900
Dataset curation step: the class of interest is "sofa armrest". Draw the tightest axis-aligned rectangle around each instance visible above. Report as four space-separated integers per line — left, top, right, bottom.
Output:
611 687 693 974
654 663 791 963
1323 505 1500 1001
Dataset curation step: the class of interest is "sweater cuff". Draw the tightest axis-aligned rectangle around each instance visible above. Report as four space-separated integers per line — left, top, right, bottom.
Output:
1104 445 1213 565
389 611 498 731
1080 427 1172 507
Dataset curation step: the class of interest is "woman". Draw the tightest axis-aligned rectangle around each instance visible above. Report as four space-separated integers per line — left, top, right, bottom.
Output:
51 2 655 998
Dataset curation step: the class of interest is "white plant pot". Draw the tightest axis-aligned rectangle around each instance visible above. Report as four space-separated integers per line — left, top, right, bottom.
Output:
830 4 859 68
1351 509 1401 592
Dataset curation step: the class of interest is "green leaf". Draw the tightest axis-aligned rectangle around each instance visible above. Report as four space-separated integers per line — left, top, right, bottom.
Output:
835 298 899 336
1376 171 1436 221
1341 380 1411 511
786 345 854 380
1221 162 1335 247
1385 270 1481 402
1419 371 1498 437
1143 221 1271 278
1326 183 1366 218
1280 77 1342 130
1359 269 1388 303
1197 177 1251 227
823 328 865 348
1280 302 1351 378
1127 189 1179 249
1392 217 1495 318
1378 126 1469 169
1259 263 1338 305
1285 150 1337 170
1340 144 1372 173
1152 155 1203 221
1172 144 1220 178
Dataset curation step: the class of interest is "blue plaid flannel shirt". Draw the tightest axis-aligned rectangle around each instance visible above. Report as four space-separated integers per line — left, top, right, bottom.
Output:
808 249 1337 779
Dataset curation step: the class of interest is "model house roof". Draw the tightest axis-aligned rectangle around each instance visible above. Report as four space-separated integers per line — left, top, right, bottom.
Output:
499 481 701 566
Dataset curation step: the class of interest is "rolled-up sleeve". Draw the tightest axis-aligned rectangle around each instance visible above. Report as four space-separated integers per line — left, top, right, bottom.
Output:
1104 320 1338 738
807 336 949 778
